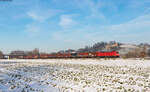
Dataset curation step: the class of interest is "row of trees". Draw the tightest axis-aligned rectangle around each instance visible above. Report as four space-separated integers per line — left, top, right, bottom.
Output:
124 47 150 58
0 48 40 59
10 48 40 56
77 41 121 52
59 41 121 53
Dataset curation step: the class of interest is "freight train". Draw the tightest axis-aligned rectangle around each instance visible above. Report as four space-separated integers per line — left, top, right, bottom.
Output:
15 51 119 59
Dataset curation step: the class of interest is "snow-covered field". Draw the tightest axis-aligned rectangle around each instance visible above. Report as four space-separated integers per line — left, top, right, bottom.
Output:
0 59 150 92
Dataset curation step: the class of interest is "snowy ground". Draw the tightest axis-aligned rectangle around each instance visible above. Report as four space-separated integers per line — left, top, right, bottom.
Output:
0 59 150 92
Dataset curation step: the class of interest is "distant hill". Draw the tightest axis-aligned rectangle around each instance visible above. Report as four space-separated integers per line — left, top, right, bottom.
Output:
57 41 150 58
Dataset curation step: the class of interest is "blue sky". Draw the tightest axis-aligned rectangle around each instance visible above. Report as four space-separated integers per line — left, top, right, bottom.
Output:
0 0 150 53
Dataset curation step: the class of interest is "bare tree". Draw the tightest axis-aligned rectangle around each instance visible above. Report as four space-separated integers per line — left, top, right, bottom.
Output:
147 49 150 57
32 48 39 55
125 48 141 58
0 51 3 59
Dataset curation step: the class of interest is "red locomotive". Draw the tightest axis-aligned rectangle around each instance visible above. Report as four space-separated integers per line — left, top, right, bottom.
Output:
95 51 120 58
